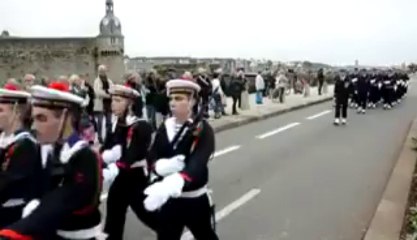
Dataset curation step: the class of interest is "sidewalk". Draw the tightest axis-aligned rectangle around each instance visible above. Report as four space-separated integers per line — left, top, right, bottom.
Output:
209 85 334 133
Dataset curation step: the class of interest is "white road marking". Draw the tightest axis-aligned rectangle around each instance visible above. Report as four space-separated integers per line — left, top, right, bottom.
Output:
100 145 242 201
306 110 332 120
256 122 301 139
213 145 241 158
181 188 261 240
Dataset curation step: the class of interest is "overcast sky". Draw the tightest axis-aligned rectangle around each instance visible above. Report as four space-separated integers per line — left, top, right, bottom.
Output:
1 0 416 66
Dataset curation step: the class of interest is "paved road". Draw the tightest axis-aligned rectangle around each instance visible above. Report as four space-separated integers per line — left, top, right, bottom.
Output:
103 80 417 240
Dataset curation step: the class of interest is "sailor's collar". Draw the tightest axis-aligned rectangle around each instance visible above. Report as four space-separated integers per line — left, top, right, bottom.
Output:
60 132 88 164
164 117 193 143
126 115 143 126
0 129 34 148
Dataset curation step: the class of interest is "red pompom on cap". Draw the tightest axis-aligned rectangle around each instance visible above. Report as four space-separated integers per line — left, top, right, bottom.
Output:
3 83 19 91
48 82 69 92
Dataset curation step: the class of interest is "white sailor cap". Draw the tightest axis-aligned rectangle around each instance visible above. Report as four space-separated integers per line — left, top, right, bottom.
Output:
30 82 84 109
166 78 201 96
0 83 31 104
109 84 140 99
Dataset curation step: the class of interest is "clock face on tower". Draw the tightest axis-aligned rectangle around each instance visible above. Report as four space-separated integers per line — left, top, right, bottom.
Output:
102 18 109 26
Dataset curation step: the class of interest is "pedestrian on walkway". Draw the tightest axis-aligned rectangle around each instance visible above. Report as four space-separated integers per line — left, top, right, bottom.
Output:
317 68 325 95
229 72 244 115
255 71 265 104
274 70 288 103
211 70 225 118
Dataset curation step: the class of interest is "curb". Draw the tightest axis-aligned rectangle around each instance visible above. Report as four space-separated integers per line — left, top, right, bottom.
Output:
213 96 333 133
363 118 417 240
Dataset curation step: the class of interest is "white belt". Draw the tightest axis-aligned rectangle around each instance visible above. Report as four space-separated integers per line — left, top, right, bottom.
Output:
57 224 102 239
2 199 25 208
180 185 208 198
131 159 147 169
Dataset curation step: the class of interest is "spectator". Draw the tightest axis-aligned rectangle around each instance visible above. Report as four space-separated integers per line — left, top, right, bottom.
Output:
23 74 36 91
93 65 114 143
255 71 265 104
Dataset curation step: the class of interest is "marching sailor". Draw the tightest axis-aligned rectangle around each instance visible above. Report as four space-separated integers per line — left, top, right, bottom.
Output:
356 69 369 114
367 69 381 109
382 70 395 109
0 82 102 240
144 78 219 240
0 83 42 228
102 84 157 239
333 70 352 125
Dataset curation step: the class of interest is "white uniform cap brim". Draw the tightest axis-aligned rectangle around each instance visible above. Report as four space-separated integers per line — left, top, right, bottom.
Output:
109 84 140 98
0 88 31 99
30 85 84 106
166 79 201 95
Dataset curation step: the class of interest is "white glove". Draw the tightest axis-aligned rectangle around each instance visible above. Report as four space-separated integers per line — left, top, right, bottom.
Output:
143 173 185 211
154 155 185 177
22 199 40 218
102 145 122 164
143 182 170 212
103 163 120 185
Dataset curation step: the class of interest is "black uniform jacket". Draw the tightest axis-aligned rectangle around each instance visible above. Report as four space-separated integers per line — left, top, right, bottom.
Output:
147 117 215 192
0 133 102 240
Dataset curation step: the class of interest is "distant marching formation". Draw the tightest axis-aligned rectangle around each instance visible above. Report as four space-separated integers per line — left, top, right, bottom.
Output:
333 68 410 125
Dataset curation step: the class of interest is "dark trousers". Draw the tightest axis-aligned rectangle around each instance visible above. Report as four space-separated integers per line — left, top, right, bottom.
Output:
237 93 242 108
0 206 23 228
104 169 158 240
201 94 210 117
278 87 285 103
318 81 324 95
358 93 367 109
382 88 392 106
157 194 218 240
369 88 380 104
335 100 348 119
232 96 239 114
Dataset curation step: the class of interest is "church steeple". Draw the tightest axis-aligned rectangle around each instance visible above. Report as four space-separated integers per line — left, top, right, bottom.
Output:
99 0 122 37
105 0 114 16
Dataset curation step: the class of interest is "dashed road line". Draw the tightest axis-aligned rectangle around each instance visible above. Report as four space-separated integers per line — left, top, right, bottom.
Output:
181 188 262 240
256 122 301 139
306 110 332 120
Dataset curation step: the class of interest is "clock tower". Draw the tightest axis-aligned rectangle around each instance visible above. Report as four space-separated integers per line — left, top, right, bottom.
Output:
96 0 124 81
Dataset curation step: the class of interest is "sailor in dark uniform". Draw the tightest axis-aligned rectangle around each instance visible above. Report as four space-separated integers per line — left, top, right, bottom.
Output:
367 69 381 109
382 70 395 109
348 69 359 109
0 82 103 240
356 69 369 114
333 70 352 125
0 83 41 228
144 78 219 240
102 84 157 239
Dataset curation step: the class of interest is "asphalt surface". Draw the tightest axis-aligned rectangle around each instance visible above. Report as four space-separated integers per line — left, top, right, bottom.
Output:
103 80 417 240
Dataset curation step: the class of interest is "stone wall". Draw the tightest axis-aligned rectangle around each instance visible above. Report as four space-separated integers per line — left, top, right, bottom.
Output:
0 37 98 82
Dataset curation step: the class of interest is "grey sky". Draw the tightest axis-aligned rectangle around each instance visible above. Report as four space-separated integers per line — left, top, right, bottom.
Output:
1 0 416 65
